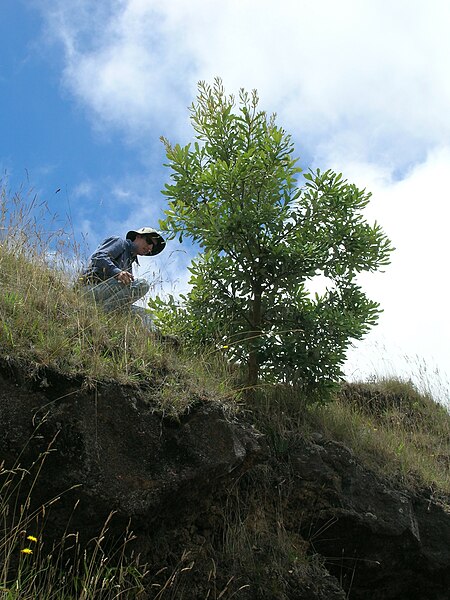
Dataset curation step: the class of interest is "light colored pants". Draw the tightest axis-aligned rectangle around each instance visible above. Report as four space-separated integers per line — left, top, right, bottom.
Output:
82 277 156 330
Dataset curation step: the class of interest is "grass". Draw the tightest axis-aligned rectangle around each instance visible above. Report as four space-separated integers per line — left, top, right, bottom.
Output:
240 374 450 496
217 467 313 599
0 442 150 600
0 187 238 416
231 377 450 517
306 377 450 495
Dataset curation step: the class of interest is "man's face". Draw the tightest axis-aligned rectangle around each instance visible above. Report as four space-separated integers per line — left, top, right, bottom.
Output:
134 234 157 256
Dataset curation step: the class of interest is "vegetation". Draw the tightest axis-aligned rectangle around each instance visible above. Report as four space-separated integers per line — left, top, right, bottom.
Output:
0 440 156 599
154 78 393 397
246 377 450 495
311 377 450 493
0 179 448 597
0 187 236 416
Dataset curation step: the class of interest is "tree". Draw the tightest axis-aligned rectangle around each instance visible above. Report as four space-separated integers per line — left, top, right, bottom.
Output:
155 78 393 397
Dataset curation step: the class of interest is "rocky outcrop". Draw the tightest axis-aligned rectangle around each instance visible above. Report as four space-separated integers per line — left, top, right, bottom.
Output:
1 357 450 599
281 437 450 599
0 358 263 543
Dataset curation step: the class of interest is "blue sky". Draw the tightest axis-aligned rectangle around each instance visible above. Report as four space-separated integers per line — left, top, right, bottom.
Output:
2 0 450 399
1 2 165 228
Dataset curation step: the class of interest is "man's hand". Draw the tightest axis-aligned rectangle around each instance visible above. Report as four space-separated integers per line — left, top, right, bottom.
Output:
117 271 134 285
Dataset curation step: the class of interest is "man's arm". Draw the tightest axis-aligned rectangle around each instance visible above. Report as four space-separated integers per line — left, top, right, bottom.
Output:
89 237 127 279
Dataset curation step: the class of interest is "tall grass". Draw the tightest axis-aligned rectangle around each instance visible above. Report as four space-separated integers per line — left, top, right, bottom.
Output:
0 424 151 600
244 379 450 497
309 377 450 495
0 186 237 414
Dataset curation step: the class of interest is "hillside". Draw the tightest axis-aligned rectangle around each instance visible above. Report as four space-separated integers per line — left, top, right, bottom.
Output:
1 208 450 599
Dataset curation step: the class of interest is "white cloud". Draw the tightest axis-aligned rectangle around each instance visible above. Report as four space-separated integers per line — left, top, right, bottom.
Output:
73 180 94 198
38 0 196 140
340 147 450 400
38 0 450 170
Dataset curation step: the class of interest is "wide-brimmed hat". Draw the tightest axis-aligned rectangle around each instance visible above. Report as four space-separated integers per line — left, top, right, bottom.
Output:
126 227 166 256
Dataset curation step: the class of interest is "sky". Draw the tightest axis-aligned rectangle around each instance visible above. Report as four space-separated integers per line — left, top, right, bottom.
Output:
1 0 449 401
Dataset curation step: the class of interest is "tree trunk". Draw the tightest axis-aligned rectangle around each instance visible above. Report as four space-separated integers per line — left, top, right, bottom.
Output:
247 281 262 392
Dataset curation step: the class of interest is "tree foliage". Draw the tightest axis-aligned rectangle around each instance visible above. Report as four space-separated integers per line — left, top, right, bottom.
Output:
153 78 393 397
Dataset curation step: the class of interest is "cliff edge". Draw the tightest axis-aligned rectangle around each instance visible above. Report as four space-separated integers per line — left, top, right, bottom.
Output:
1 357 450 599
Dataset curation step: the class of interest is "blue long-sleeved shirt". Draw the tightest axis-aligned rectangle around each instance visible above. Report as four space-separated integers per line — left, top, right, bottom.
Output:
82 237 139 281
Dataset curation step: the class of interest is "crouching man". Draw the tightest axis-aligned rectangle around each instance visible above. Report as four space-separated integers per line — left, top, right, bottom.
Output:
79 227 165 330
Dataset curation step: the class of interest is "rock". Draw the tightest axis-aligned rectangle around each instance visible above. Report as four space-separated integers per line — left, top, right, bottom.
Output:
283 437 450 599
2 356 450 599
0 358 265 546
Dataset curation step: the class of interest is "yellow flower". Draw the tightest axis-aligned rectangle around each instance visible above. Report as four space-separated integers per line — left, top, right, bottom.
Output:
222 345 229 349
27 535 38 543
21 548 33 555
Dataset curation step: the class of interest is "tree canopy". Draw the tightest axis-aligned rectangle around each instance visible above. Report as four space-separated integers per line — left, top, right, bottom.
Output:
153 78 393 397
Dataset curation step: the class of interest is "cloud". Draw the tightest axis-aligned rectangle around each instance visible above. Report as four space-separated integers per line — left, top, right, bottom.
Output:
73 180 94 199
37 0 196 141
340 146 450 397
37 0 450 171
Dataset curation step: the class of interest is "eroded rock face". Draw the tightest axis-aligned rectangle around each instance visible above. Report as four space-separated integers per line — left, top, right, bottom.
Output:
0 359 264 543
282 437 450 600
2 357 450 599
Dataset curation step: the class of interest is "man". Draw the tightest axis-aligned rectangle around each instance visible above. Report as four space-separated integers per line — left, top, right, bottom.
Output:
80 227 165 328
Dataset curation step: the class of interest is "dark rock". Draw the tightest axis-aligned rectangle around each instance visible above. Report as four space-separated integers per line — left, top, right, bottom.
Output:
283 437 450 599
0 359 264 545
2 357 450 599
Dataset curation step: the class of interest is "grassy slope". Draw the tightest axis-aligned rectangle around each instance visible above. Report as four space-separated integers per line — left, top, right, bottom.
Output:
0 240 236 417
2 195 450 598
1 214 450 493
